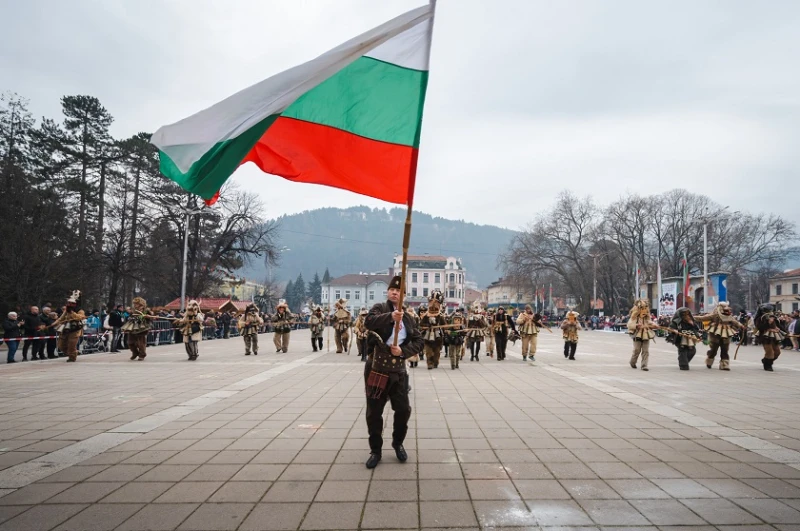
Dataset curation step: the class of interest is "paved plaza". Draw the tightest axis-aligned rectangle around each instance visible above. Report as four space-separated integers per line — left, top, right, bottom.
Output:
1 328 800 530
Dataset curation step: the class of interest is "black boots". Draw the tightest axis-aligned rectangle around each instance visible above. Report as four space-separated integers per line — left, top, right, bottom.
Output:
312 339 318 352
366 454 381 469
762 358 774 371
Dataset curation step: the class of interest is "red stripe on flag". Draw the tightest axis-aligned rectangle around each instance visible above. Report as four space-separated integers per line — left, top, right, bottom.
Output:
242 117 417 205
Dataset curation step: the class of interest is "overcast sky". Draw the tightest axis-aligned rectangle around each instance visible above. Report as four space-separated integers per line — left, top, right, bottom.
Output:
2 0 799 231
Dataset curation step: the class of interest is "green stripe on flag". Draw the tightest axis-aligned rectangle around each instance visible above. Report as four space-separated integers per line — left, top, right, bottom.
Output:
281 56 428 148
158 114 280 199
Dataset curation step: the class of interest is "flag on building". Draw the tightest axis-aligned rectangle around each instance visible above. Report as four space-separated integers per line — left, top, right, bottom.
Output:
151 5 434 206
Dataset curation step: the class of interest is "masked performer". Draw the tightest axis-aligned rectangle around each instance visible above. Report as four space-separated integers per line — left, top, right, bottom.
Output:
627 299 658 371
52 290 86 362
238 303 264 356
176 299 204 360
696 301 744 371
333 298 352 354
309 306 325 352
492 306 516 360
466 303 487 361
272 302 293 353
445 310 466 370
561 310 580 360
484 308 496 357
121 296 155 361
668 307 702 370
420 290 446 369
516 305 545 361
754 304 787 372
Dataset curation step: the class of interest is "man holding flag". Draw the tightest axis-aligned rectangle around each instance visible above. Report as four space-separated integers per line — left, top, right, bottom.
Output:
151 2 438 466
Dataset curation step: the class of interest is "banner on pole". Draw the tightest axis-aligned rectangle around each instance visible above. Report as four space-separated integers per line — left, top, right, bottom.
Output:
659 282 678 317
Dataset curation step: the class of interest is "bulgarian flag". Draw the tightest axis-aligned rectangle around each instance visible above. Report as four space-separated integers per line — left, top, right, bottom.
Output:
151 4 434 206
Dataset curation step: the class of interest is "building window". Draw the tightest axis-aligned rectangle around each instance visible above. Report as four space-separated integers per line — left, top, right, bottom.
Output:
382 290 387 298
449 290 455 298
354 291 360 300
794 283 798 295
459 289 462 298
794 302 799 312
434 273 440 284
423 288 429 297
423 273 429 283
335 290 341 300
449 273 455 283
412 288 418 297
411 273 418 283
345 290 351 299
776 284 782 296
777 302 783 312
368 290 374 300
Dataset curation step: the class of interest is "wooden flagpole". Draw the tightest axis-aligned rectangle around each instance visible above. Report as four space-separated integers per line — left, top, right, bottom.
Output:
393 0 437 346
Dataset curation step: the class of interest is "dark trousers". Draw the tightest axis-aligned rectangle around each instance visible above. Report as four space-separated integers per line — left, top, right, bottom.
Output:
311 336 323 351
495 333 508 359
564 341 577 358
46 338 57 358
112 327 122 351
468 339 481 360
364 362 411 456
678 345 696 369
23 338 43 360
358 338 367 360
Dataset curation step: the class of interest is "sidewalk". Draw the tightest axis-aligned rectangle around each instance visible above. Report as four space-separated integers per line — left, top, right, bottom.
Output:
1 328 799 530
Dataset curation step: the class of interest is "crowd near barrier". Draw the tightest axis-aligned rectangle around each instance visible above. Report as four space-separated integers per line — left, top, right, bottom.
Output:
2 317 313 358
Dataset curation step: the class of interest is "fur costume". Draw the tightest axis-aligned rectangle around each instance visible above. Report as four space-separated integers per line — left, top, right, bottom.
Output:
627 299 656 371
238 303 263 356
696 301 744 371
122 296 153 361
419 290 446 369
178 300 204 360
670 307 702 370
516 304 544 360
272 302 292 353
561 310 579 359
52 290 86 362
754 304 787 371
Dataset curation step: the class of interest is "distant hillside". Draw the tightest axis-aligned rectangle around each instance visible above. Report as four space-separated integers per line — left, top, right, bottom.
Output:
242 206 517 288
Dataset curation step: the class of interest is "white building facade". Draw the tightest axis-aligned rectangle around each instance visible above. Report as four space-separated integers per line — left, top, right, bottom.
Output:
321 274 391 312
391 255 466 310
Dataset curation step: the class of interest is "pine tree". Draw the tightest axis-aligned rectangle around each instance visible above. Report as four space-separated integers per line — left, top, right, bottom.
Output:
283 280 294 310
308 272 322 304
293 273 306 311
322 268 331 284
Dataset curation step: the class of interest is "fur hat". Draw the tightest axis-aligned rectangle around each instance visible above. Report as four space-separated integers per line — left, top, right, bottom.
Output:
335 298 347 308
471 301 482 313
276 302 288 310
314 305 322 312
246 303 257 312
388 275 402 290
66 290 81 307
428 289 444 304
132 297 146 310
524 304 532 311
360 307 368 315
187 300 201 313
566 310 579 320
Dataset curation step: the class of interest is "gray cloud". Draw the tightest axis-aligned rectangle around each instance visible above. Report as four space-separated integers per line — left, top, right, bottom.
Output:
2 0 798 231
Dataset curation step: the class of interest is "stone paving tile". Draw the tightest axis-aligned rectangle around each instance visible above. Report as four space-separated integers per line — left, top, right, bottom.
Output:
154 482 223 503
177 502 254 530
729 498 800 524
419 500 478 528
0 503 88 531
0 482 73 505
314 480 369 502
680 498 765 525
630 499 709 526
54 503 143 531
300 501 362 530
526 499 594 526
262 480 321 502
578 498 651 526
362 502 419 529
116 503 199 530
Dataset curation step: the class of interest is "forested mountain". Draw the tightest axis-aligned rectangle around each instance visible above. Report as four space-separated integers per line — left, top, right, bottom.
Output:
245 206 517 288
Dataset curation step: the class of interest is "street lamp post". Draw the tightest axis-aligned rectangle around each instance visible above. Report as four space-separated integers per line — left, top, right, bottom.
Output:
180 205 205 311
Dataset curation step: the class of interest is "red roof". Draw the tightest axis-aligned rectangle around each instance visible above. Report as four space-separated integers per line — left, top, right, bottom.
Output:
164 298 249 312
772 268 800 279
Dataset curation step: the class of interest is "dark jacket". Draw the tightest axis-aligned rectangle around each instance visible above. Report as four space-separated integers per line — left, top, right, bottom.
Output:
22 312 44 336
108 310 124 328
3 318 21 339
492 312 516 335
365 300 424 360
